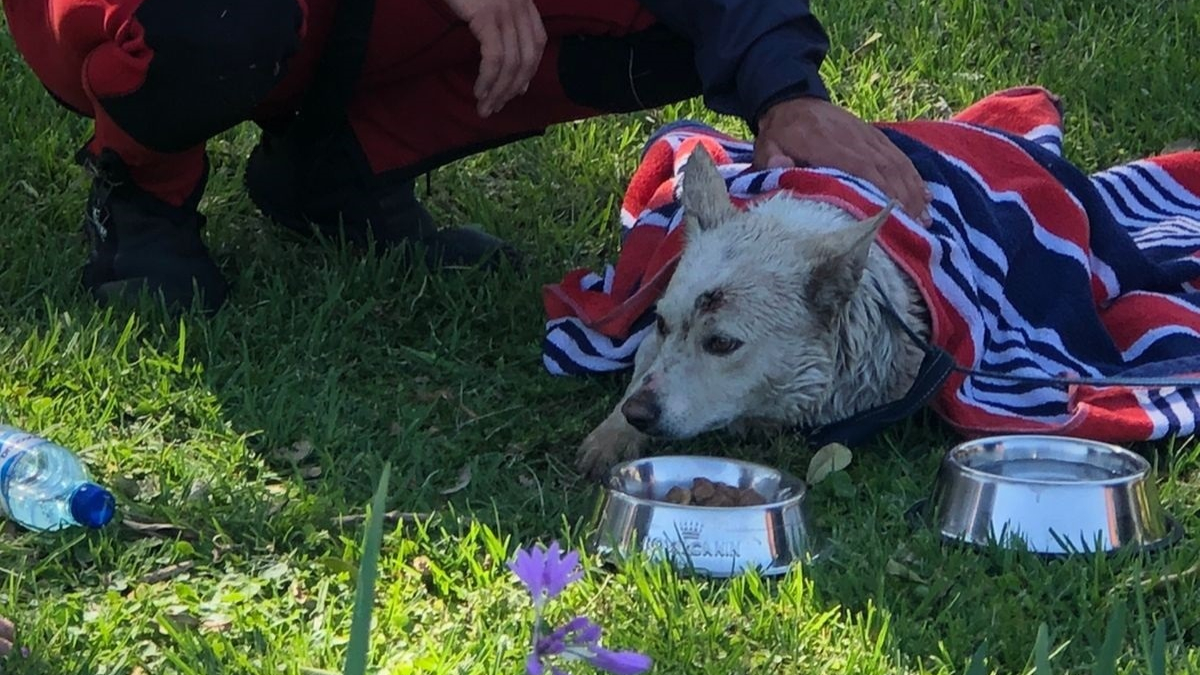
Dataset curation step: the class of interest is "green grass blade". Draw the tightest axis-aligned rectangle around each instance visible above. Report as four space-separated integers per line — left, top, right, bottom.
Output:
344 463 391 675
1149 620 1166 675
1092 605 1126 675
964 640 989 675
1033 623 1052 675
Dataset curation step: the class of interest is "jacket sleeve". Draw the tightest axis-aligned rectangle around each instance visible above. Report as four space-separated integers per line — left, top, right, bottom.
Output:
638 0 831 127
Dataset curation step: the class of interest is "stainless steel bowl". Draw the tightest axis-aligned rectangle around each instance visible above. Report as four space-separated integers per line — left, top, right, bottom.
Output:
926 435 1178 555
590 455 813 577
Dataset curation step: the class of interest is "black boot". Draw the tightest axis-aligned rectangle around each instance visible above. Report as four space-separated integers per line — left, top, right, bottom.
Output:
243 123 521 270
78 149 229 315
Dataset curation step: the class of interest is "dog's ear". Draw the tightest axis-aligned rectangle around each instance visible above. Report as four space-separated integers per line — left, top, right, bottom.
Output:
682 145 736 236
805 201 896 322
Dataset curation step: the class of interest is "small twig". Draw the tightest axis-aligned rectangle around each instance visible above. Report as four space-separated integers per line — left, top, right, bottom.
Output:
330 511 434 527
122 518 199 541
1141 561 1200 591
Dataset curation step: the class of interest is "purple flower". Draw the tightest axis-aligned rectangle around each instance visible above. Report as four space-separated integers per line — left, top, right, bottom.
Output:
509 541 583 607
527 616 652 675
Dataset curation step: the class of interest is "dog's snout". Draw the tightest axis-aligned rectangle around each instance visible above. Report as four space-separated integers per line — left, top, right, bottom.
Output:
621 389 662 432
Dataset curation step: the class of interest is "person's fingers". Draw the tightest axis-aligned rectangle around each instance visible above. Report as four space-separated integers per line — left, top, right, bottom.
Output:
473 16 505 115
517 5 547 95
766 154 796 169
752 137 786 170
481 11 521 115
866 134 931 224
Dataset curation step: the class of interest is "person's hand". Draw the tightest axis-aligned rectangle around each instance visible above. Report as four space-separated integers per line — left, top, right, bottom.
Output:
441 0 548 118
753 97 933 225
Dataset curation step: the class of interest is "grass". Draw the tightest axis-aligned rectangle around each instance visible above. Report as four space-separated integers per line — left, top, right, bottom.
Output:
2 0 1200 673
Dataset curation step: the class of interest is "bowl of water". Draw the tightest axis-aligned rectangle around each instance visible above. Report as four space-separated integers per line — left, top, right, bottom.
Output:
922 435 1179 555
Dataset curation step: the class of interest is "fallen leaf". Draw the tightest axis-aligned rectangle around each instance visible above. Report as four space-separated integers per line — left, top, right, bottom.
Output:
139 561 195 584
123 518 199 541
416 388 453 403
16 180 39 199
186 479 211 503
852 31 883 56
201 615 233 633
439 465 472 495
411 556 432 575
389 421 404 436
272 440 314 463
885 557 929 584
165 612 200 629
301 465 322 479
1163 138 1198 154
807 443 853 485
290 579 313 607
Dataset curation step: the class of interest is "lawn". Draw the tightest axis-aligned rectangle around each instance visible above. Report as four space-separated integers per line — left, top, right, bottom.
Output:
3 1 1200 673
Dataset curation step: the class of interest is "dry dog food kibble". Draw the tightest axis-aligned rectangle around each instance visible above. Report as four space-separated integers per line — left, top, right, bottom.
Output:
663 477 768 507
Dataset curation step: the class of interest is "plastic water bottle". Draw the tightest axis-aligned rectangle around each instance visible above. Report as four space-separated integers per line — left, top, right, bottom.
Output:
0 425 116 532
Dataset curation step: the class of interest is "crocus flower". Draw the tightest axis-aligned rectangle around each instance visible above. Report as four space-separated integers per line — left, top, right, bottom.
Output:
508 541 583 608
527 616 651 675
512 543 652 675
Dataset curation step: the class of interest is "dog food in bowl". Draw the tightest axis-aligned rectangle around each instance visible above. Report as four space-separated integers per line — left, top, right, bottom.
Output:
663 477 768 507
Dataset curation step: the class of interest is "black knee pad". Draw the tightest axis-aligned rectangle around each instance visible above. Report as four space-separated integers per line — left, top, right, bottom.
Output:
99 0 305 153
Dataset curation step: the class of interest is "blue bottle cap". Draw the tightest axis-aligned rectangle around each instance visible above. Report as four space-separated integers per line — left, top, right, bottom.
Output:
70 483 116 529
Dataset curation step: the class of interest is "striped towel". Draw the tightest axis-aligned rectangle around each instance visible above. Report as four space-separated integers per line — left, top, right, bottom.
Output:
542 87 1200 442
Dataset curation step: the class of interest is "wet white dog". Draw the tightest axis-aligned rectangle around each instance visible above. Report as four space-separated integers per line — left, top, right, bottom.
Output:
575 146 931 479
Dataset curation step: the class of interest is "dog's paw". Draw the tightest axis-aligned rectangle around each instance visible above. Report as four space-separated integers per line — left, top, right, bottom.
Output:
576 413 647 481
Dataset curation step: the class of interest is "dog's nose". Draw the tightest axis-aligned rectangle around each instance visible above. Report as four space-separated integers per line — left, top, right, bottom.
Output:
622 389 661 432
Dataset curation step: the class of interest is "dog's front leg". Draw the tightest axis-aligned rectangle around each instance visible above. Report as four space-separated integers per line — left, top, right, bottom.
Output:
575 329 660 481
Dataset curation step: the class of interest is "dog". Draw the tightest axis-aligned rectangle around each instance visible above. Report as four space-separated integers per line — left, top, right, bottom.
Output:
574 145 932 479
550 87 1200 481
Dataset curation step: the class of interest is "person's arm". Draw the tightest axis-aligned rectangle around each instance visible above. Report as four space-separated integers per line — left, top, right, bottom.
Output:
637 0 831 128
641 0 934 224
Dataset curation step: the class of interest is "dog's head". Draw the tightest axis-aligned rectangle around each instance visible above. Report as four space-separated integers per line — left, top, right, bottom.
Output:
621 145 893 438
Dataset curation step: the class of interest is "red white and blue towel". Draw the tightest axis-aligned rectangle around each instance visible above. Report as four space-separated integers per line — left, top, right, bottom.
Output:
542 87 1200 442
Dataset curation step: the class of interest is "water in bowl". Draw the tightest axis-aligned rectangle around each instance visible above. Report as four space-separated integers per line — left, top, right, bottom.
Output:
972 457 1125 482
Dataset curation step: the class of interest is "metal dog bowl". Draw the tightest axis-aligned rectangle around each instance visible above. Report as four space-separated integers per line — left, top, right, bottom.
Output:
922 435 1179 555
590 455 813 577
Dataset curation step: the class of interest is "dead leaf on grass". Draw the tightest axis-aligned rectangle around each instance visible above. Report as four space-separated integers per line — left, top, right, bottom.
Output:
885 558 929 584
410 556 432 575
140 561 195 584
1163 138 1198 154
272 440 314 463
186 479 211 503
16 180 40 199
807 443 853 485
201 616 233 633
123 518 199 541
165 612 200 629
852 30 883 56
439 465 472 495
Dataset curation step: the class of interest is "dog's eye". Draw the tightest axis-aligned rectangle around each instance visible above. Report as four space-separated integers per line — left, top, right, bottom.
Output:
656 314 669 336
703 335 743 355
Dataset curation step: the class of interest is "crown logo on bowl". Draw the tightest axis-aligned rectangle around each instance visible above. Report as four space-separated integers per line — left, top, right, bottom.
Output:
676 521 703 540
